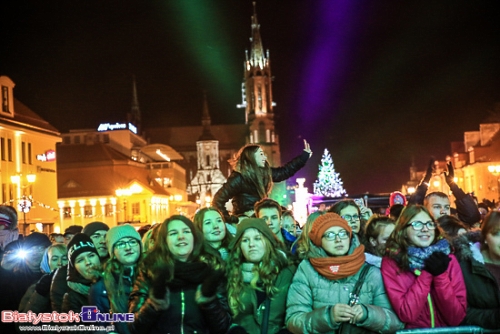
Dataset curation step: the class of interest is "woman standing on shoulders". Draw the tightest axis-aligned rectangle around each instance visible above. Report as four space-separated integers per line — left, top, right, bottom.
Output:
452 211 500 329
226 218 295 334
213 140 311 223
128 215 231 334
381 205 466 328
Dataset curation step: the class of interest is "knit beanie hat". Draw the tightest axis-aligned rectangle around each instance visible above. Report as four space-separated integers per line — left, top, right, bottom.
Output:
23 232 52 249
309 213 352 247
82 221 109 237
67 233 98 266
228 218 279 251
106 224 143 256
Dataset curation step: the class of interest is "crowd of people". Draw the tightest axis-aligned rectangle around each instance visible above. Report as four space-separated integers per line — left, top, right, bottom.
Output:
0 144 499 333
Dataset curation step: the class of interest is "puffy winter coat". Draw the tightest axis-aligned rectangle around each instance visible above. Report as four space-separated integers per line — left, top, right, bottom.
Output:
213 151 310 221
286 246 403 333
232 265 295 333
381 255 466 328
452 231 500 329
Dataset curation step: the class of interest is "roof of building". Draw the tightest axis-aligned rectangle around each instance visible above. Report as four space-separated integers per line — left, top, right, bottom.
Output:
57 143 170 198
145 124 248 152
0 99 60 135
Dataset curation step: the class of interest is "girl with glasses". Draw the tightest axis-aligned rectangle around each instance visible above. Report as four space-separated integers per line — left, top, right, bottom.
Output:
286 213 403 333
89 224 143 334
381 205 467 329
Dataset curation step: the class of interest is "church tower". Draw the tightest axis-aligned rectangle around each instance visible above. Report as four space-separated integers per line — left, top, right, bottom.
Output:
237 2 281 168
188 92 227 207
127 75 142 135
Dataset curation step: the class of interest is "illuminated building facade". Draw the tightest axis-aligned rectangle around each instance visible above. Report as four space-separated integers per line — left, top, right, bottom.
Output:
0 75 61 235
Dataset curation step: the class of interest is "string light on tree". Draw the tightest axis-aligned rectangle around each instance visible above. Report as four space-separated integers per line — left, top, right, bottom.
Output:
313 148 347 198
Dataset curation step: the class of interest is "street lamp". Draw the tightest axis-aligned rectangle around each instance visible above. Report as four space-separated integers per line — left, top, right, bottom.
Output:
11 173 37 235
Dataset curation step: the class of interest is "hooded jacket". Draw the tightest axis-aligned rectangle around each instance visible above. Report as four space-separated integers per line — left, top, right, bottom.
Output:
452 231 500 329
381 253 466 328
286 242 403 333
213 151 309 221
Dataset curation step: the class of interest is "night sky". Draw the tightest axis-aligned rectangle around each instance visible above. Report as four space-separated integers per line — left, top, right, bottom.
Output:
1 1 500 195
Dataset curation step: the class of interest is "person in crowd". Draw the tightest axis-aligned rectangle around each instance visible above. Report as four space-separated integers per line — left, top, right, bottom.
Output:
61 233 101 313
0 232 51 334
137 224 152 238
452 211 500 329
141 223 160 253
226 218 295 333
212 140 311 223
49 232 65 244
83 221 110 260
19 243 68 313
255 198 296 253
381 205 466 328
436 215 467 240
0 205 19 254
294 211 326 262
363 215 395 267
281 210 298 237
328 199 366 245
90 224 143 334
63 225 83 245
286 213 403 333
477 202 489 227
388 204 405 221
193 207 233 262
128 215 231 334
409 158 480 226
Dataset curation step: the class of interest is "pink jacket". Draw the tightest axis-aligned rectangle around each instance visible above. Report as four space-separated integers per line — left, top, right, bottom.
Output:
381 254 467 329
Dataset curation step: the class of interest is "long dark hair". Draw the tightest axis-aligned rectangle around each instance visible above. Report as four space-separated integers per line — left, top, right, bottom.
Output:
230 144 272 198
480 211 500 251
140 215 204 280
385 205 443 271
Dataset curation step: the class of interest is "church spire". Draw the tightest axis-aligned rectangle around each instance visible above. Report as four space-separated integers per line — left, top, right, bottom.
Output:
249 2 265 69
128 75 141 134
198 91 216 141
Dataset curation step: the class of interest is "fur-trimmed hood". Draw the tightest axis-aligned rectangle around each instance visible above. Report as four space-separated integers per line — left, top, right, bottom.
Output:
452 230 484 264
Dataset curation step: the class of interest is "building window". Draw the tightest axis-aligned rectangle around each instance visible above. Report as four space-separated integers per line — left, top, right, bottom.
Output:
63 207 72 219
9 184 14 202
103 134 110 143
132 202 140 215
22 142 26 164
1 86 9 113
7 139 12 161
1 137 5 161
74 136 80 144
63 136 71 144
104 204 113 216
84 205 93 217
28 143 32 164
2 183 6 204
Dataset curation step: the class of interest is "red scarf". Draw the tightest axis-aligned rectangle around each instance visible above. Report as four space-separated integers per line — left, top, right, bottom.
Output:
309 245 366 280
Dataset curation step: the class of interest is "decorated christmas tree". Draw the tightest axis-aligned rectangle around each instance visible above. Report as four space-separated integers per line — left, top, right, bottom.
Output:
313 148 347 198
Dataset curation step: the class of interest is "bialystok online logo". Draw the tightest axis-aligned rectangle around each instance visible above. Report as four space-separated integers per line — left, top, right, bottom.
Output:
1 306 134 324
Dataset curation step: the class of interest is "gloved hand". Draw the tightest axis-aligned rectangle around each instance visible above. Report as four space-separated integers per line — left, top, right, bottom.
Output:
35 272 55 297
148 266 170 311
196 269 225 304
444 161 455 186
422 157 435 184
424 252 451 276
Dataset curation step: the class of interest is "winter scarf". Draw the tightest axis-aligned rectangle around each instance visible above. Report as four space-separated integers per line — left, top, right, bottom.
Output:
168 260 211 290
407 238 451 271
309 245 366 280
241 262 256 283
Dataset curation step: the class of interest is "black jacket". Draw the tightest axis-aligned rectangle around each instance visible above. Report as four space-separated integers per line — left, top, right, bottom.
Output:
452 232 500 329
50 266 68 312
213 150 310 221
409 182 480 226
128 267 231 334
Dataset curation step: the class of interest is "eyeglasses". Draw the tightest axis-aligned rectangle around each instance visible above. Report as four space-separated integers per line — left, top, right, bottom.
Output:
115 239 139 249
405 221 436 231
341 214 360 221
323 230 349 241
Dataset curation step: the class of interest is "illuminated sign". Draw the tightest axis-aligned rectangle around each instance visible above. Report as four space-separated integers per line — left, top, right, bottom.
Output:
36 150 56 162
97 122 138 134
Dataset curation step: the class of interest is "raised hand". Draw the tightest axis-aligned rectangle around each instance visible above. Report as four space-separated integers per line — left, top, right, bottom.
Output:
444 161 455 186
422 157 435 183
303 139 312 156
